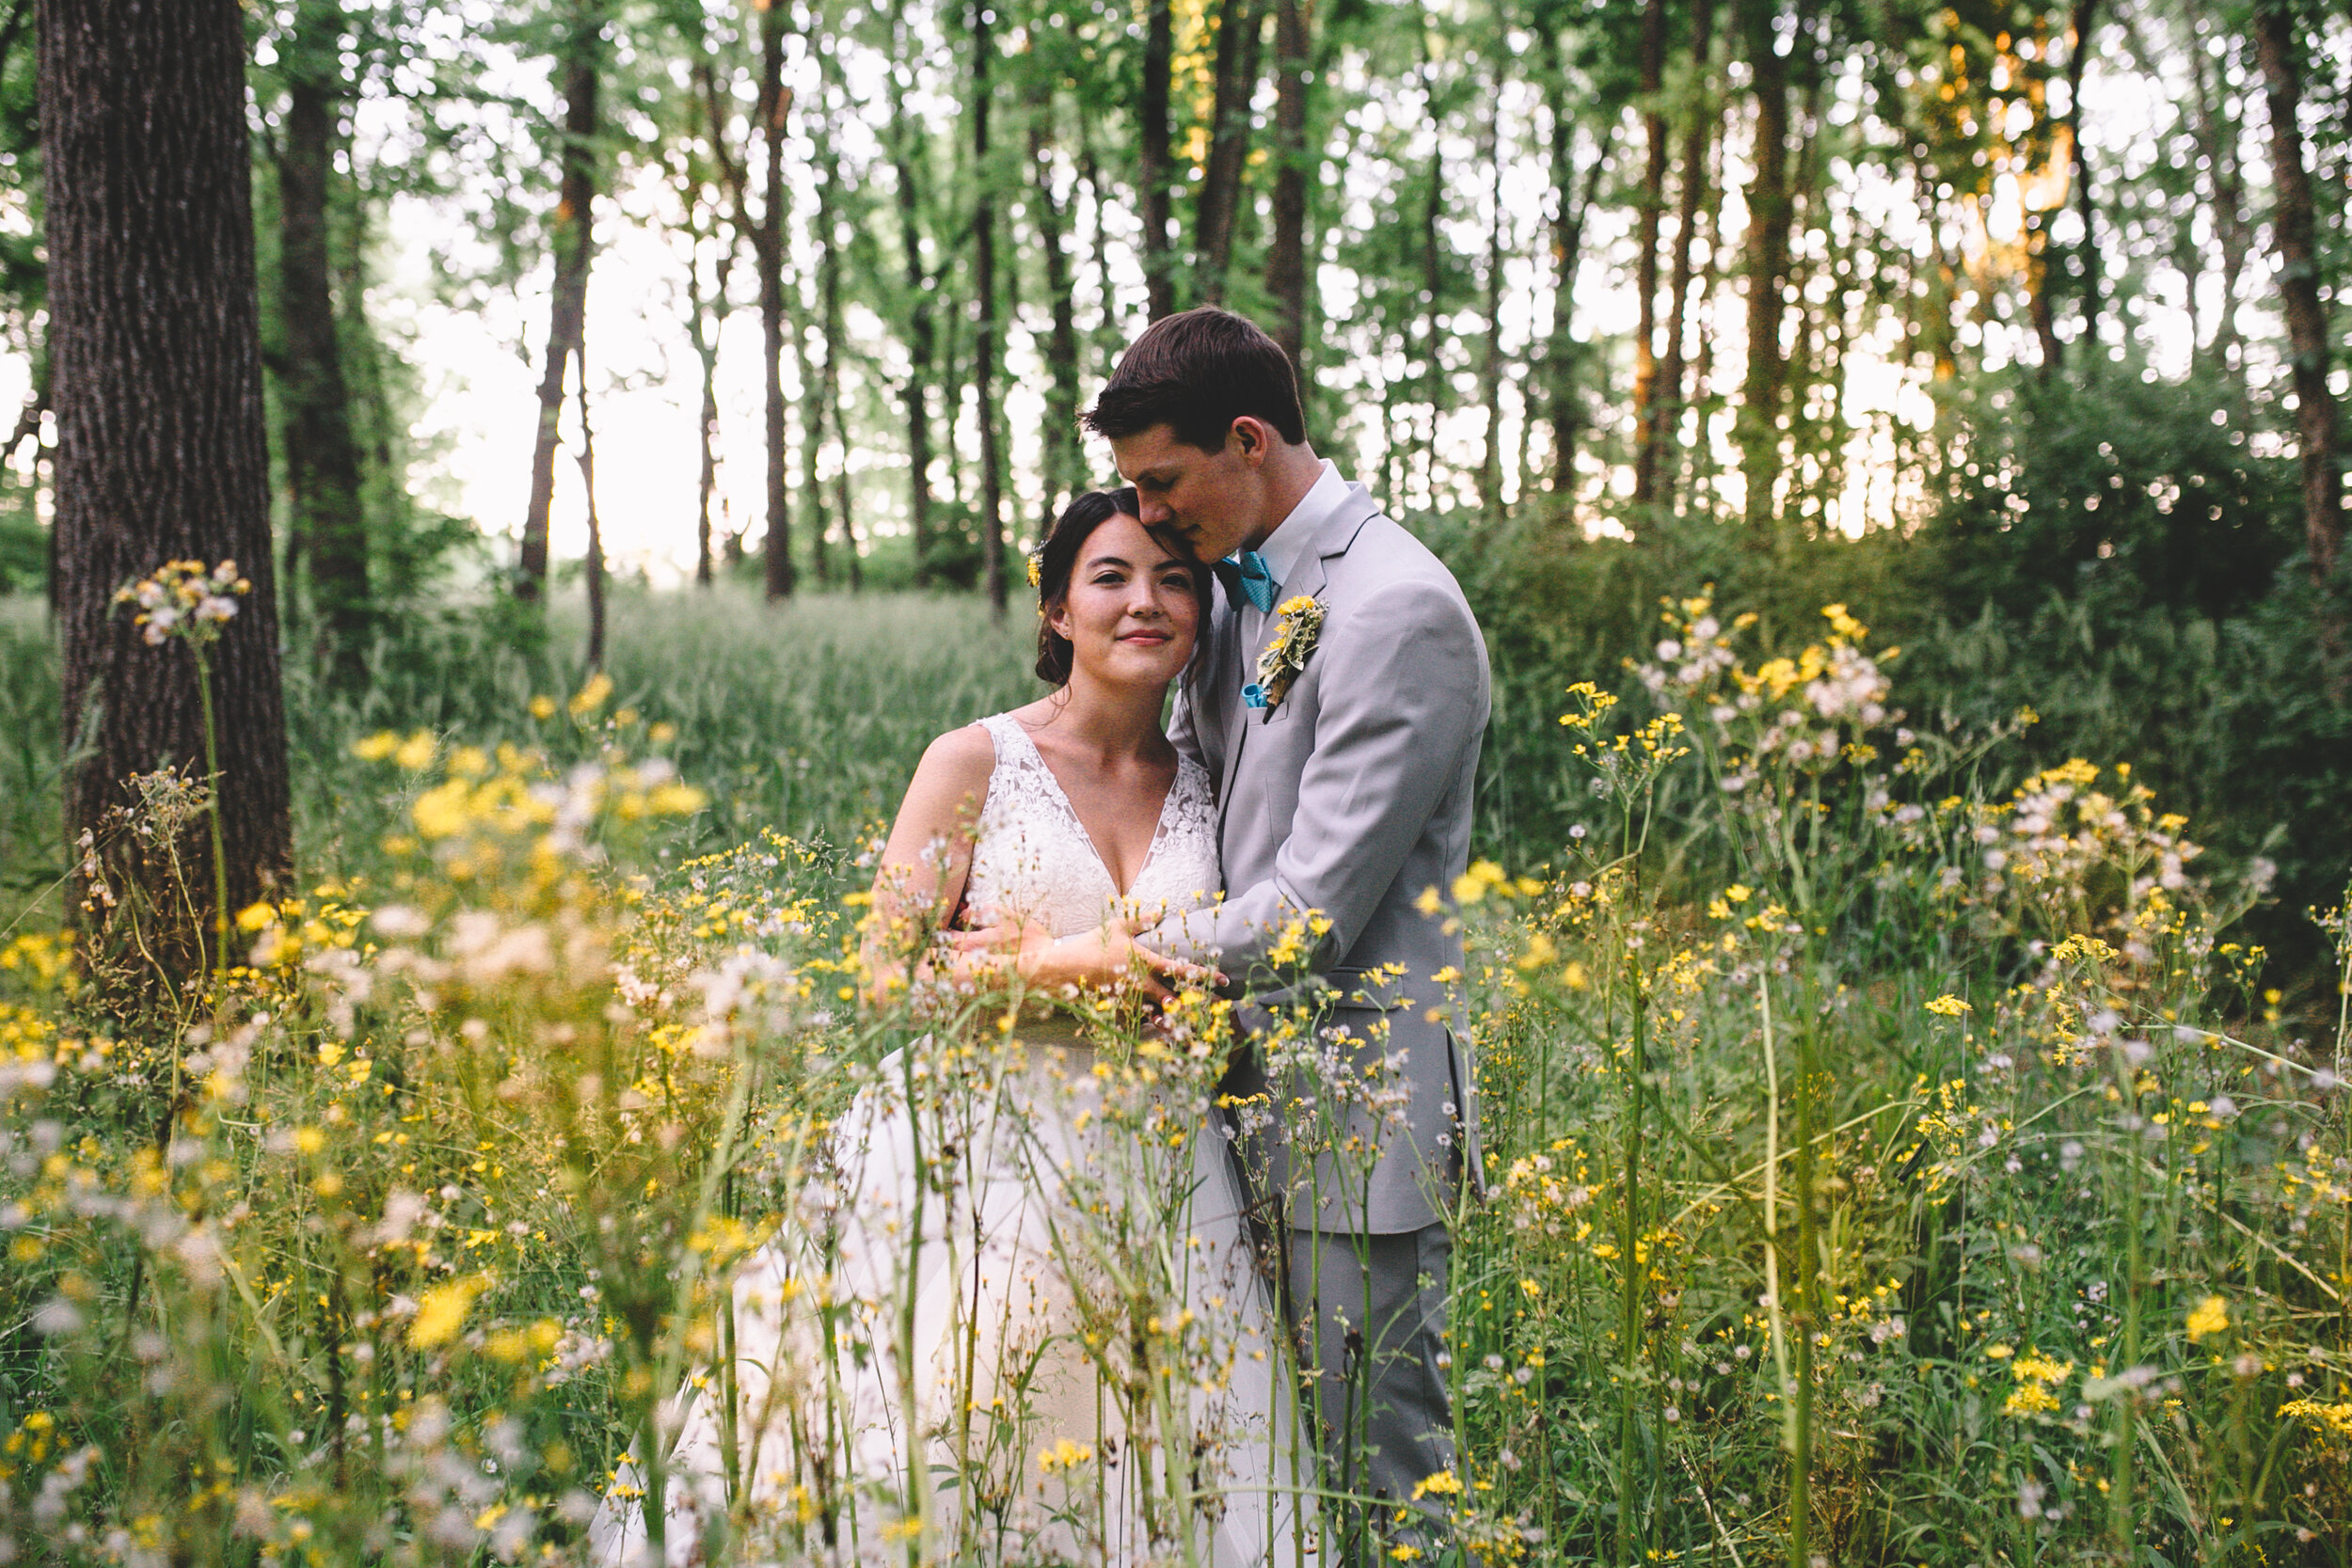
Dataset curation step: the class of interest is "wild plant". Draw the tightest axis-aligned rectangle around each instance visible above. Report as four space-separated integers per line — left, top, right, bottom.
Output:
0 584 2346 1567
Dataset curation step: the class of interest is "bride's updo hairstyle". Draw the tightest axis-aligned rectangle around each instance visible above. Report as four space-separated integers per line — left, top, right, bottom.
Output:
1032 486 1206 685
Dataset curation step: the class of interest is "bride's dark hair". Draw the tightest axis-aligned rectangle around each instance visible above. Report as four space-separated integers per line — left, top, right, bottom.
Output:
1032 487 1206 685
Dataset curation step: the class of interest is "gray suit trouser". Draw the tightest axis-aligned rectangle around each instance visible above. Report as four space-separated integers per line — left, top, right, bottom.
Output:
1275 1222 1458 1560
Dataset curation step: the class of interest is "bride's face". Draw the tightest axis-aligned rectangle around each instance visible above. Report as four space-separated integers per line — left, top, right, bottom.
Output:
1048 512 1200 689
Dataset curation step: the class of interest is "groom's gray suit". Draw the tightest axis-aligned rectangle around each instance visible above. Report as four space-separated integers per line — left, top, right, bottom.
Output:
1152 460 1489 1543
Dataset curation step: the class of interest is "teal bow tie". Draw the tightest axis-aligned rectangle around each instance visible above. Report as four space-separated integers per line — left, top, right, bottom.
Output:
1219 550 1279 613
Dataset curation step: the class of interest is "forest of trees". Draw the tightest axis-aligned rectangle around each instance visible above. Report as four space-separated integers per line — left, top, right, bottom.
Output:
0 0 2340 623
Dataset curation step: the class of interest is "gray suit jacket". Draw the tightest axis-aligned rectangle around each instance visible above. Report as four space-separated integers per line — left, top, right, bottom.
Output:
1154 479 1489 1234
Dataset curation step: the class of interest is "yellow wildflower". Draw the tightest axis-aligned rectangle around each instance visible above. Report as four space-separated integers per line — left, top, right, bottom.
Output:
569 672 614 718
392 730 437 771
409 1275 488 1350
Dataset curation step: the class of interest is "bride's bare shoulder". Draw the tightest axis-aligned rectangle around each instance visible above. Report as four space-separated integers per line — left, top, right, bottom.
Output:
906 722 997 804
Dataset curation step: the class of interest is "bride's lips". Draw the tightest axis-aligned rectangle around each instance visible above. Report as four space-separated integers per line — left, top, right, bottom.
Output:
1118 629 1172 646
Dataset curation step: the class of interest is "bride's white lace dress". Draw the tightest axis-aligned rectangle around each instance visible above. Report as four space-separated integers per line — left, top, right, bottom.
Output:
592 713 1311 1566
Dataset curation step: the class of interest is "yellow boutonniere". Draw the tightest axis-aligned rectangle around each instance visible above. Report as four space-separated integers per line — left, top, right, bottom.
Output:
1247 594 1325 712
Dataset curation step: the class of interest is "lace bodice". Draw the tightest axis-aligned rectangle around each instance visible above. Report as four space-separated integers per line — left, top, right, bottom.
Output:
963 712 1220 941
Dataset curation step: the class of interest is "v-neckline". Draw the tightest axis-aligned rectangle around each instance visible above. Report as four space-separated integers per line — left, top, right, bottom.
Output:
1001 716 1180 900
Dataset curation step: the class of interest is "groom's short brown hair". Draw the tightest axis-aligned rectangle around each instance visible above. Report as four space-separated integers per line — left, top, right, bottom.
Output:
1083 307 1306 452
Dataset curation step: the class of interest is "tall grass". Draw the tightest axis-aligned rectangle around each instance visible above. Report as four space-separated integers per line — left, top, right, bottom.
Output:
0 580 2346 1564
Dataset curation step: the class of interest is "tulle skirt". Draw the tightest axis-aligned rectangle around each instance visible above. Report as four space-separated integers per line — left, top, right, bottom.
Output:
590 1027 1317 1566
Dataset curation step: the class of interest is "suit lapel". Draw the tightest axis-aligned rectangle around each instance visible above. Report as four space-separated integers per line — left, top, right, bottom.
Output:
1218 599 1252 831
1216 481 1385 833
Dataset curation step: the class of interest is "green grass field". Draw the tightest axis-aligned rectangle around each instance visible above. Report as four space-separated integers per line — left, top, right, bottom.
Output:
0 584 2346 1565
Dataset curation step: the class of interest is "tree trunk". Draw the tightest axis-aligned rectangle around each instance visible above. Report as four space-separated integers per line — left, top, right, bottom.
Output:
1476 72 1506 518
2252 0 2344 590
691 269 723 590
1652 0 1716 516
332 152 406 562
1030 96 1083 524
1540 20 1609 499
1195 0 1262 304
1629 0 1669 505
972 0 1006 615
792 258 826 587
1080 133 1120 382
1138 0 1177 321
817 76 858 591
756 0 793 600
887 42 935 581
682 135 733 590
1416 33 1447 504
520 0 601 602
45 0 293 970
1263 0 1311 378
2185 7 2250 388
577 372 605 671
1737 4 1791 540
2066 0 2101 354
274 0 369 669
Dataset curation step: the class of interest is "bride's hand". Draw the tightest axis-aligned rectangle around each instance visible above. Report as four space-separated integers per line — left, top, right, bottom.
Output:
947 919 1222 999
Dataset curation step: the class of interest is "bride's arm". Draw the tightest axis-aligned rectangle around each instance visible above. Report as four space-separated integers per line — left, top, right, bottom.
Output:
858 725 998 1006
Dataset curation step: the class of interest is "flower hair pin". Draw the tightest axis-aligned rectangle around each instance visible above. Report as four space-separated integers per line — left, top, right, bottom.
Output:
1245 594 1325 713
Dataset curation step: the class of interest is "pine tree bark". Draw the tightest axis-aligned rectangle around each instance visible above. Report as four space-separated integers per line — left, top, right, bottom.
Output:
1737 4 1791 540
1629 0 1669 505
1194 0 1262 304
1138 0 1177 321
519 0 602 601
971 0 1007 616
45 0 293 965
1263 0 1311 377
1652 0 1716 515
274 0 369 668
2252 0 2344 590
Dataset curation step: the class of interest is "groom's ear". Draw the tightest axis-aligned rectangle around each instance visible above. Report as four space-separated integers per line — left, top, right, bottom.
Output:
1229 416 1275 466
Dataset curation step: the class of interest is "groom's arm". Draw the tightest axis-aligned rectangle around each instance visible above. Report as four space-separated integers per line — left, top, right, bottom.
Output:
1145 576 1485 980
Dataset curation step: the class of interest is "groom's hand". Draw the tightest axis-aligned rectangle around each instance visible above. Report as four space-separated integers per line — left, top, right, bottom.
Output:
948 918 1221 1000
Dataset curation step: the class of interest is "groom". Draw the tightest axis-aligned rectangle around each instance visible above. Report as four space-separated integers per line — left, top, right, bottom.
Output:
1084 307 1490 1549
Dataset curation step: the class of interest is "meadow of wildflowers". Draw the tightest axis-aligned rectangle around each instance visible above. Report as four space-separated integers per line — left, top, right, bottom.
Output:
0 584 2345 1565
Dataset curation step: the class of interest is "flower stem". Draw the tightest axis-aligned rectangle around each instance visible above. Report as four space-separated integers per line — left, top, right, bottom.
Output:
194 643 229 1050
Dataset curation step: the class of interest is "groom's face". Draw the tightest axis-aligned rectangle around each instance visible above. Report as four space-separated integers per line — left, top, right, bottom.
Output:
1109 421 1266 563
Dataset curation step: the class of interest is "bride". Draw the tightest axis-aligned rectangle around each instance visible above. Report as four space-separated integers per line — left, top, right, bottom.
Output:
592 491 1312 1567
